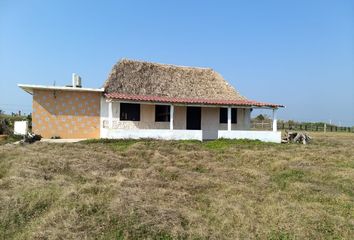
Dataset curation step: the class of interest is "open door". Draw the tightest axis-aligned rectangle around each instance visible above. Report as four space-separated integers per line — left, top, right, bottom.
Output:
186 107 201 130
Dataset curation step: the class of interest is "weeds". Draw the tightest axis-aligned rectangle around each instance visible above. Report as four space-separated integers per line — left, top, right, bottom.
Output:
0 132 353 239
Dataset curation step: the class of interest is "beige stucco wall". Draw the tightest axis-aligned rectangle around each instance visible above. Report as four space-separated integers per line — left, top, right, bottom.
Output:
201 107 219 140
173 106 186 129
201 108 251 140
32 89 100 139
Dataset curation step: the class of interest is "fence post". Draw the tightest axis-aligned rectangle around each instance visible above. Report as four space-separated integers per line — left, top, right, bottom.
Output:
324 123 327 133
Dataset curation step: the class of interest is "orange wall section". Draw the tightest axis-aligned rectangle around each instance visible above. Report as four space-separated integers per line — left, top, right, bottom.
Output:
32 89 101 139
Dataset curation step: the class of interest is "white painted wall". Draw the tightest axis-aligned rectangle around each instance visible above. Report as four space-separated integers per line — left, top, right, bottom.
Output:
14 121 28 135
105 129 203 141
218 130 282 143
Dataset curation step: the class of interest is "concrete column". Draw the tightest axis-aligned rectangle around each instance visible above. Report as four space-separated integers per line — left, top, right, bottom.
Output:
227 107 231 131
272 108 278 132
170 104 174 130
108 101 113 129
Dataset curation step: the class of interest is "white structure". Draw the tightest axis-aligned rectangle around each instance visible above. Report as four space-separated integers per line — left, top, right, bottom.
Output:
218 130 282 143
14 121 28 135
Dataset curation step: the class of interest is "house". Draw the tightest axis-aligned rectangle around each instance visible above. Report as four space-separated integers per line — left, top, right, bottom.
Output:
18 59 284 142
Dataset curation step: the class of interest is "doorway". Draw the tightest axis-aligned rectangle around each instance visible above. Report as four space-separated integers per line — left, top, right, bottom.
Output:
186 107 201 130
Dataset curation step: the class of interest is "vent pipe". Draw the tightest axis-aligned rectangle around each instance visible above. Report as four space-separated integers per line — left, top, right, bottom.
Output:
72 73 82 88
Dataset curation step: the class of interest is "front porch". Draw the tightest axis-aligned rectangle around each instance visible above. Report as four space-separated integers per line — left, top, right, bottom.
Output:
100 98 282 143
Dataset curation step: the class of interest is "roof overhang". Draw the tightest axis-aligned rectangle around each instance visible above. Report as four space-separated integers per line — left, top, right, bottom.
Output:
18 84 104 95
105 93 285 109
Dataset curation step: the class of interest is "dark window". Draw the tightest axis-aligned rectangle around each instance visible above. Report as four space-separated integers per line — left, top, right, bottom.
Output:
155 105 170 122
186 107 201 130
219 108 237 124
231 108 237 123
220 108 227 123
120 103 140 121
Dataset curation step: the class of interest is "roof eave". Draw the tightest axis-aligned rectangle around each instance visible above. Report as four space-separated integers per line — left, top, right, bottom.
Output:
105 93 284 109
18 84 104 95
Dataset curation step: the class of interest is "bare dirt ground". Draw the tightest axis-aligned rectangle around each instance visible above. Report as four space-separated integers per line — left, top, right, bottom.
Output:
0 132 353 239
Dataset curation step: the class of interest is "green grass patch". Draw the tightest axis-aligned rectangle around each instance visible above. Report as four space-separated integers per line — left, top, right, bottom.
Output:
203 138 271 150
272 169 305 189
268 230 295 240
0 186 60 239
81 138 139 151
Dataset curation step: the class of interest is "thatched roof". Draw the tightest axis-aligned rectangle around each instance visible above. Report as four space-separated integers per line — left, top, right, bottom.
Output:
103 59 247 100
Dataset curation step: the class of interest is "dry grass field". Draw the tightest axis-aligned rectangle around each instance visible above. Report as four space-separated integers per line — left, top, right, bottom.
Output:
0 132 353 239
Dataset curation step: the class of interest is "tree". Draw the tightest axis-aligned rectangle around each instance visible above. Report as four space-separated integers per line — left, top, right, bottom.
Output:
255 114 265 121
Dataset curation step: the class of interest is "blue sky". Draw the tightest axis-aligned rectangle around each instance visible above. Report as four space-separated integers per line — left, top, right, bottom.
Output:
0 0 353 125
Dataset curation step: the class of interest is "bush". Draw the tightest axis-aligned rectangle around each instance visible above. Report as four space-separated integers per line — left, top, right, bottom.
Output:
0 114 30 135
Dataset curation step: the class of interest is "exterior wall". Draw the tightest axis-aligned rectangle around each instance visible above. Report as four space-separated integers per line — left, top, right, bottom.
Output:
219 108 251 130
100 100 252 140
218 130 282 143
32 89 100 139
101 99 169 130
101 99 188 132
201 107 252 140
174 106 186 129
104 129 203 141
201 107 219 140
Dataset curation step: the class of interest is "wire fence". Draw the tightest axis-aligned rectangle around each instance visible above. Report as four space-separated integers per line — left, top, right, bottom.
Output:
252 121 354 133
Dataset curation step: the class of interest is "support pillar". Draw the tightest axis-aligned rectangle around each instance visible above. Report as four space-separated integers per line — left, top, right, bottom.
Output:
272 108 278 132
227 107 231 131
170 104 174 130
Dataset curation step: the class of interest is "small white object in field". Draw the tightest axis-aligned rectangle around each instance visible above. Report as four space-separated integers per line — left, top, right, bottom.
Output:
14 121 28 135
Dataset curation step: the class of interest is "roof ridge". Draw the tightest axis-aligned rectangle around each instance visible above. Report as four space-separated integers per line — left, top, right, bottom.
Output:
119 58 213 70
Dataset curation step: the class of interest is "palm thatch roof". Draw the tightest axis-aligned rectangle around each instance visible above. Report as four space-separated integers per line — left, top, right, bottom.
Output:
103 59 247 100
